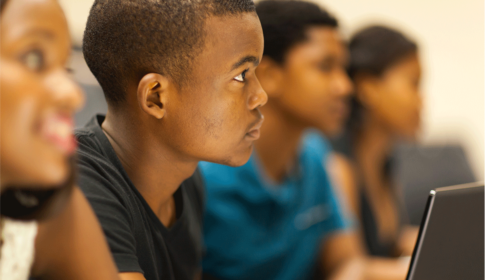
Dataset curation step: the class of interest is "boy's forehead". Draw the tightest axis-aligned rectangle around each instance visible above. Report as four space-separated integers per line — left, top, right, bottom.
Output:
286 27 347 63
199 13 264 71
305 27 343 53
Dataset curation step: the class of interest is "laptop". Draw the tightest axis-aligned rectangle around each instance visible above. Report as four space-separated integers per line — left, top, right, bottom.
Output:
406 182 484 280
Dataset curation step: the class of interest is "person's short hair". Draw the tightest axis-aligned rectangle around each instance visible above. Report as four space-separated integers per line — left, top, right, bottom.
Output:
348 25 417 79
83 0 255 106
255 0 338 64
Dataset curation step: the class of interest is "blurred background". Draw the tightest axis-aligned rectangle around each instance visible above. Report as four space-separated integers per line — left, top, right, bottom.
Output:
59 0 483 223
319 0 484 181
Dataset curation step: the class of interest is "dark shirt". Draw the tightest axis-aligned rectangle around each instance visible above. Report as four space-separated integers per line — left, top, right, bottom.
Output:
75 115 204 280
360 188 402 257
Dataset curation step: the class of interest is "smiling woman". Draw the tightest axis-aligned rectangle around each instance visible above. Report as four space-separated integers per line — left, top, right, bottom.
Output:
0 0 119 279
0 0 82 190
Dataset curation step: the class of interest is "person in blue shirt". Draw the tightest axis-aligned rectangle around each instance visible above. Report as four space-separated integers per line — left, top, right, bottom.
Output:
201 131 354 280
200 1 412 280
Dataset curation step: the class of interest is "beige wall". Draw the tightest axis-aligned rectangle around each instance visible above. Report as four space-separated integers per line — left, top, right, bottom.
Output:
58 0 93 47
59 0 484 179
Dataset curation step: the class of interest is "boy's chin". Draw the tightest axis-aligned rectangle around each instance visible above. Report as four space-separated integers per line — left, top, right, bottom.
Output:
207 146 254 167
315 122 343 138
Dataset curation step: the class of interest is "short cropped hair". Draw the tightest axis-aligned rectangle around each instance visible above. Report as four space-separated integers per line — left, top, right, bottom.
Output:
256 0 338 64
83 0 255 106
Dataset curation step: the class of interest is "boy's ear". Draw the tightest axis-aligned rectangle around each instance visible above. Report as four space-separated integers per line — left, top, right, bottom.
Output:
137 73 172 119
255 56 284 98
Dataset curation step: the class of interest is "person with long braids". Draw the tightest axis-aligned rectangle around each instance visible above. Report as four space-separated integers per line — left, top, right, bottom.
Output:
0 0 119 279
331 25 422 260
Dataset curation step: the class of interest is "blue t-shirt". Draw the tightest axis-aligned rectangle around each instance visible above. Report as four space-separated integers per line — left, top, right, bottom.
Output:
199 132 349 280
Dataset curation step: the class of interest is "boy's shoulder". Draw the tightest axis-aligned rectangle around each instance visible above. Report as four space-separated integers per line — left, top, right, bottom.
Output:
75 115 107 161
74 115 133 208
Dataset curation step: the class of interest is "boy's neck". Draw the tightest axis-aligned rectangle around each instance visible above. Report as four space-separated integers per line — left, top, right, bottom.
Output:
102 110 198 227
254 103 306 183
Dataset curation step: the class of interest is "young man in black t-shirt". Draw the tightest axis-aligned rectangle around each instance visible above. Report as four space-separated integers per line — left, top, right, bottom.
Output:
75 1 267 280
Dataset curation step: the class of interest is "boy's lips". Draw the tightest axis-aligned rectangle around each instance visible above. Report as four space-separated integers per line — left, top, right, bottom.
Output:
331 100 349 120
39 114 77 155
245 118 264 140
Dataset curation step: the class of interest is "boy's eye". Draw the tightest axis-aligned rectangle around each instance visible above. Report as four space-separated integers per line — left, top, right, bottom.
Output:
319 63 333 73
22 50 44 72
234 69 249 82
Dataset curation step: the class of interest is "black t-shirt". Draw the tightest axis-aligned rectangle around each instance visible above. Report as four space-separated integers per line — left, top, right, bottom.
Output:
75 115 204 280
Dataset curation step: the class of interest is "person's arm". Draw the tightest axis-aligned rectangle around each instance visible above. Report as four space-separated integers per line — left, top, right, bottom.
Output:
326 153 359 216
325 153 410 280
31 187 119 280
119 272 146 280
321 231 410 280
320 152 366 280
330 153 418 258
320 231 366 280
396 226 419 256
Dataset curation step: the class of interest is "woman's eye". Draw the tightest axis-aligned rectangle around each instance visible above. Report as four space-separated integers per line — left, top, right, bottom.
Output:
234 69 248 82
23 50 44 71
413 79 420 88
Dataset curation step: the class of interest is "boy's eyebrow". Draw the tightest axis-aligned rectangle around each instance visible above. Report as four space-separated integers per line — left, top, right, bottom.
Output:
321 54 348 66
231 55 260 71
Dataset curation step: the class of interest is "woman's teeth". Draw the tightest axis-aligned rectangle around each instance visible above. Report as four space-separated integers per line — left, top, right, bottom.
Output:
41 115 76 154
